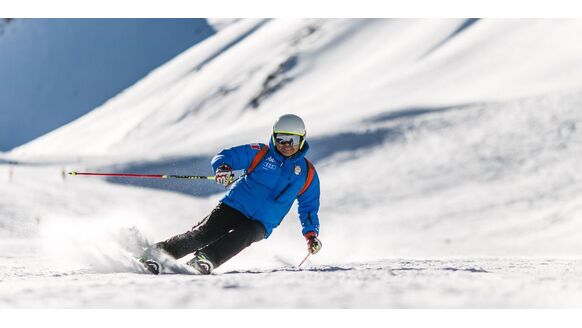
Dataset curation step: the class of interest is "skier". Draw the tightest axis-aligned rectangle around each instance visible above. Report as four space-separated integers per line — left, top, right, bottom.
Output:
141 114 322 274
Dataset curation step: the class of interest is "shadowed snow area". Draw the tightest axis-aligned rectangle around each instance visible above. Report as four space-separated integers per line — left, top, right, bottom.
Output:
2 19 582 308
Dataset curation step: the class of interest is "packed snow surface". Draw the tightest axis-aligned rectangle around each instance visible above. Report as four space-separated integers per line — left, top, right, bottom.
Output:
3 240 582 308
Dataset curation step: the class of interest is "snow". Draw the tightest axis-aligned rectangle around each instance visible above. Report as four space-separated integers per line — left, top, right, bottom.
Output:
207 18 242 32
3 242 582 308
2 18 582 309
9 19 582 160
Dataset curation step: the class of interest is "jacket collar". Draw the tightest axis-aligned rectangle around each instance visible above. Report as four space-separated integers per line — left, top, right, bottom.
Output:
268 138 310 163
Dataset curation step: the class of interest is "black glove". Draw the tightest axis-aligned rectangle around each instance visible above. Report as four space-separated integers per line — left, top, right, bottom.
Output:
304 231 322 254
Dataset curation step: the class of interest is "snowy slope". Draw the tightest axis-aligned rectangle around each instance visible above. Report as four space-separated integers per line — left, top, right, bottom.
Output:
8 19 582 159
0 18 214 151
2 19 582 308
6 18 582 257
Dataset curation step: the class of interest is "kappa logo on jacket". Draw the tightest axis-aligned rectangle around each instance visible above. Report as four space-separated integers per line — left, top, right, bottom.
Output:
266 156 277 163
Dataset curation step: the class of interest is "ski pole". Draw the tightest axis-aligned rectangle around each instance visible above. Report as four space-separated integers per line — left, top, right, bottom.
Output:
68 171 216 181
298 252 311 268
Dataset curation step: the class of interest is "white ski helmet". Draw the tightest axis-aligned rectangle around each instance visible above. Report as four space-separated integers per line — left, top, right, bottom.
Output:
272 114 306 149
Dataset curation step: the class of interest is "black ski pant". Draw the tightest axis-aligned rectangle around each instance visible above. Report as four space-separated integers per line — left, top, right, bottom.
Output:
154 202 266 268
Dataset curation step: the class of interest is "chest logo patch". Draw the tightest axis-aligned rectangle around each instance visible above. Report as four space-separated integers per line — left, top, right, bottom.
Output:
262 162 277 170
294 165 302 175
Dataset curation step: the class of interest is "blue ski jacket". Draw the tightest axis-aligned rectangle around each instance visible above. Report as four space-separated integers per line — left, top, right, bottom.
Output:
211 138 320 238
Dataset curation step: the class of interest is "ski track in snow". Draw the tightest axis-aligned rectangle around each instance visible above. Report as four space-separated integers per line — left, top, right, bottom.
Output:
2 242 582 308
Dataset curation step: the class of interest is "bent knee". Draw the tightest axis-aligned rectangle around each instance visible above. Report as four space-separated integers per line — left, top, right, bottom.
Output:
243 219 267 242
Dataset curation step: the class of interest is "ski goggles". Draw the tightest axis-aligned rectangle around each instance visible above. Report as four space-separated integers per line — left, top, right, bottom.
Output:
273 133 302 146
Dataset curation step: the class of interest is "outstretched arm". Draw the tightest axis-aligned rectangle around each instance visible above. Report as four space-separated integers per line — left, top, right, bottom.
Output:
211 143 265 172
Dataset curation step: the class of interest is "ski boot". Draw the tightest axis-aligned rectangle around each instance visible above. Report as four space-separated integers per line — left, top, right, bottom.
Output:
139 247 163 275
142 259 161 275
186 251 214 275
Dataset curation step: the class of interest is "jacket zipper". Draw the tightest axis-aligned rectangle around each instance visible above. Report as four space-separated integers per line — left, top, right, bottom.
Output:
274 183 291 201
273 157 290 201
